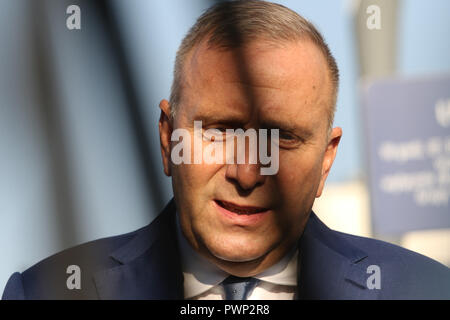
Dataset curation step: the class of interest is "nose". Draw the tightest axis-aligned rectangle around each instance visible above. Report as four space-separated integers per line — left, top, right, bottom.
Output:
225 162 266 191
224 129 268 191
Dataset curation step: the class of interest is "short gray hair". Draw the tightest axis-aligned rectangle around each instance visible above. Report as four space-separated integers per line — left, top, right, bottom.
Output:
169 0 339 127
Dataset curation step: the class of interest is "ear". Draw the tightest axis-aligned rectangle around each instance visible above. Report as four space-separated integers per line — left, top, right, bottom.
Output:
316 127 342 198
159 99 173 177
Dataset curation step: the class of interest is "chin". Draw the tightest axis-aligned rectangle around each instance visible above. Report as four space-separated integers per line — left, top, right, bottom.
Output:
205 236 270 263
213 251 261 263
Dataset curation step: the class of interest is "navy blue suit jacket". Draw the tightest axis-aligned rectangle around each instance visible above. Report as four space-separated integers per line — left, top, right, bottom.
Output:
2 199 450 299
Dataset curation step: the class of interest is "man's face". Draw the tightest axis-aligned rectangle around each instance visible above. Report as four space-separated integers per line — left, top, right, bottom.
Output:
159 39 341 276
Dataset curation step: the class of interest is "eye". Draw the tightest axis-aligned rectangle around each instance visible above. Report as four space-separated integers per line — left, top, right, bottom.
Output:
275 130 304 149
202 127 228 142
279 131 296 141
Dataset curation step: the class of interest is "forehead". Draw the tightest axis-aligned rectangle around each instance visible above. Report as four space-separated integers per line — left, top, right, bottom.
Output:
180 39 332 127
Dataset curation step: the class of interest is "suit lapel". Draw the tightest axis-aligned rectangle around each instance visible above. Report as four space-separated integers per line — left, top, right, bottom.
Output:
93 202 379 300
297 212 380 299
93 200 184 299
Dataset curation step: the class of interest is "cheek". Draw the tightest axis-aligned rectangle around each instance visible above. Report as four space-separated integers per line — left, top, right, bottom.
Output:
276 150 324 202
170 129 225 191
171 161 224 201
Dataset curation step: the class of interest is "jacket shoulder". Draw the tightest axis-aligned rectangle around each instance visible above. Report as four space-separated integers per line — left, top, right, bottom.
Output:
2 225 146 300
334 230 450 299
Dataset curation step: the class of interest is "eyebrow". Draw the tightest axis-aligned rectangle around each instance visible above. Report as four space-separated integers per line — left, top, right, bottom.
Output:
260 120 314 139
195 111 314 138
195 113 247 127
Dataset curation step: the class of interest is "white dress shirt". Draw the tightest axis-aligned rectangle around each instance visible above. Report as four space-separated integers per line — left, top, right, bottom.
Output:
175 213 299 300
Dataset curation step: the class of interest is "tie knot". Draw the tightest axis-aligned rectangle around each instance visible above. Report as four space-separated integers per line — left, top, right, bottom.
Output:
221 276 259 300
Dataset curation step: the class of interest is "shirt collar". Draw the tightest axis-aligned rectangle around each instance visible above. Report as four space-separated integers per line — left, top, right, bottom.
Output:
175 212 298 299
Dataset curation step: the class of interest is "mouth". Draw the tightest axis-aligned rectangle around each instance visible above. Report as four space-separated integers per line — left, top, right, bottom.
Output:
213 199 270 226
215 200 268 215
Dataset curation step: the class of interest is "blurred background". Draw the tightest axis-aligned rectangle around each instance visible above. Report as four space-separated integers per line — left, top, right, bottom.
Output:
1 0 449 293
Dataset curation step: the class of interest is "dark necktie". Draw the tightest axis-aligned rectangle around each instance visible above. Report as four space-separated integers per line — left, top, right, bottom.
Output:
221 276 260 300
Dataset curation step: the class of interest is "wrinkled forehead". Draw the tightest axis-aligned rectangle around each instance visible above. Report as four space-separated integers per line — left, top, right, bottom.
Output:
179 38 333 126
189 39 328 87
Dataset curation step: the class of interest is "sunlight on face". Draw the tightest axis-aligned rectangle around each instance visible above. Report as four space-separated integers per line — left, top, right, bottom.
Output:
159 39 341 276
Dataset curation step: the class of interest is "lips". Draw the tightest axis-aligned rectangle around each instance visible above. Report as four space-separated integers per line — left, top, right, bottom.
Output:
215 200 268 215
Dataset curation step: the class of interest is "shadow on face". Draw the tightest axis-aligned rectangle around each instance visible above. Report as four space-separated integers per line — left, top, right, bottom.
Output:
158 38 342 276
